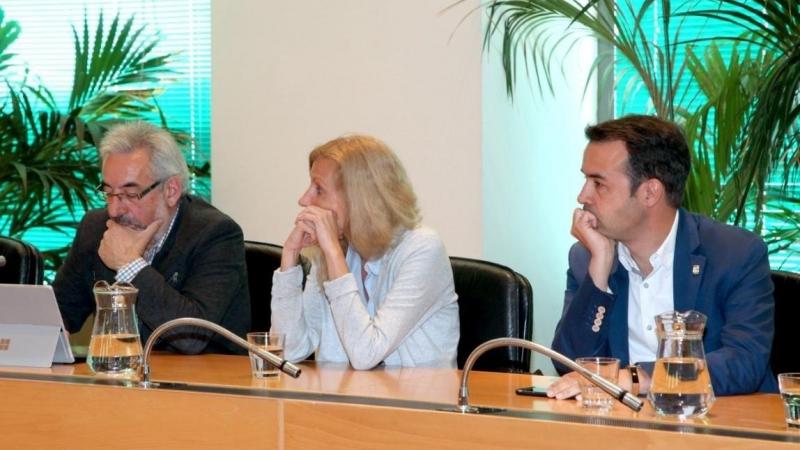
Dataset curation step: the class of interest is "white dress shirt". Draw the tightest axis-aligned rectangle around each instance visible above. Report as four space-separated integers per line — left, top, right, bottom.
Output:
618 210 679 364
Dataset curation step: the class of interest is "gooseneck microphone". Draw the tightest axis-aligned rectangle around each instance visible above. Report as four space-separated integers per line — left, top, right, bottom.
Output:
140 317 302 385
457 337 643 412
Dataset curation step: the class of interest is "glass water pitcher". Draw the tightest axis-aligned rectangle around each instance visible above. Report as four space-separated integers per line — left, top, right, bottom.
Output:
648 310 715 418
86 281 143 377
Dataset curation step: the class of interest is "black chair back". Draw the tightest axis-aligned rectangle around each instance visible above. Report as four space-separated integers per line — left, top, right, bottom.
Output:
771 270 800 375
0 236 44 285
244 241 284 333
451 257 532 372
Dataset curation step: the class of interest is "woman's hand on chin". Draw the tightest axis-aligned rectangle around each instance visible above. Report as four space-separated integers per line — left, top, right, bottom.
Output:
281 219 316 270
296 206 349 279
296 206 342 255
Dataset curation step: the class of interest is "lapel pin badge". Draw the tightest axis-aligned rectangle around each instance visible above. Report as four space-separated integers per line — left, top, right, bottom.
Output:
691 264 700 276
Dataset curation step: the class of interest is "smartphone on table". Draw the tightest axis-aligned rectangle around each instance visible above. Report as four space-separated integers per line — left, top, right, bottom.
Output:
515 385 549 397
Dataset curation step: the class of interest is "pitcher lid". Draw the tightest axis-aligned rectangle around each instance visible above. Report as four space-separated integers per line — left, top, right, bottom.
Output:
654 310 707 335
93 280 138 294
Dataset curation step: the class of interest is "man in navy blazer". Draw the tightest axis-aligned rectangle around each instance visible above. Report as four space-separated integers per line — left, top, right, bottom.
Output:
547 115 776 399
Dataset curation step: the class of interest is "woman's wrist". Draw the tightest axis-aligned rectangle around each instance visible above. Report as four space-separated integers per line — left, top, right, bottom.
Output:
323 245 348 279
280 246 302 271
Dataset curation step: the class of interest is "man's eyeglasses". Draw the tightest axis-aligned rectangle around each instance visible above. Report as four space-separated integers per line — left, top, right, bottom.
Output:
97 179 164 203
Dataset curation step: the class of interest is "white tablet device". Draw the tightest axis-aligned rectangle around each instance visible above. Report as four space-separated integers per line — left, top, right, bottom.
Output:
0 283 75 367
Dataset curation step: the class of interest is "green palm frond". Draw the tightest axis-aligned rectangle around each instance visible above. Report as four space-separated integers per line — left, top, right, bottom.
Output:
0 9 20 72
762 191 800 267
68 12 175 116
479 0 705 118
0 82 100 226
680 42 769 223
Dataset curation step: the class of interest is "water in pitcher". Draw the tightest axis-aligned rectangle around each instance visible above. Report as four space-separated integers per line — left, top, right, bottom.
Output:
87 333 143 375
649 357 714 417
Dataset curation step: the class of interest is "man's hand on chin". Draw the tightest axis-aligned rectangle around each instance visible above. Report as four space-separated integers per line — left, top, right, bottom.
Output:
99 219 162 270
571 208 615 291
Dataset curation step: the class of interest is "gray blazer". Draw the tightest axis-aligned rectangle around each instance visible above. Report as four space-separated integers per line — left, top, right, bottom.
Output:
54 195 251 354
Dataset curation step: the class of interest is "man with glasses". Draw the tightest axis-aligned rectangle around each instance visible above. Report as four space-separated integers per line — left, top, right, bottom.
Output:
54 121 250 354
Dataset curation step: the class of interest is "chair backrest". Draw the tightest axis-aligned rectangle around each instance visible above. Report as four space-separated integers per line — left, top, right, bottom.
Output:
0 236 44 285
244 241 284 333
770 270 800 376
450 256 533 373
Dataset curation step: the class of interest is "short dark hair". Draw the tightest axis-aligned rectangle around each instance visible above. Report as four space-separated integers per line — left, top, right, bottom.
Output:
585 115 690 208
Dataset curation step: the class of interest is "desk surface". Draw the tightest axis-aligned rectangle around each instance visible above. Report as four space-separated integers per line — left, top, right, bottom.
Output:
1 354 798 449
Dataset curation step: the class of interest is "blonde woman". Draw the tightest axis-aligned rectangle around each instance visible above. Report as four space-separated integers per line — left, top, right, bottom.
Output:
270 135 459 369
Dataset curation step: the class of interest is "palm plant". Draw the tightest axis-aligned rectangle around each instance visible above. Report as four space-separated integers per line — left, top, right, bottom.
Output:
686 1 800 229
0 9 18 73
467 0 800 263
0 9 181 273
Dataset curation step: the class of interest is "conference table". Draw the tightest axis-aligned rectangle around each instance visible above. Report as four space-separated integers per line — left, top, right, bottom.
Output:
0 354 797 449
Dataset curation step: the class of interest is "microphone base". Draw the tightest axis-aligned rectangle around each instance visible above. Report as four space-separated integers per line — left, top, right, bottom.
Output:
439 405 506 414
137 381 189 389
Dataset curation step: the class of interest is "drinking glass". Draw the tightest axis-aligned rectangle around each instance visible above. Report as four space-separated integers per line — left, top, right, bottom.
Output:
778 373 800 429
246 332 285 378
576 357 620 410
